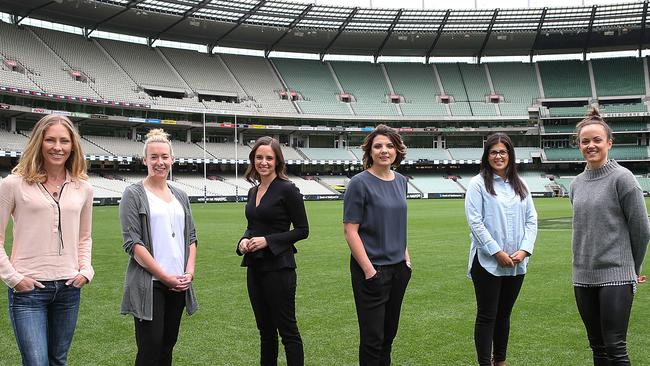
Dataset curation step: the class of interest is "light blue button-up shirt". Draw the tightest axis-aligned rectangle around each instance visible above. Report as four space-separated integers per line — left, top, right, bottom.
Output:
465 173 538 278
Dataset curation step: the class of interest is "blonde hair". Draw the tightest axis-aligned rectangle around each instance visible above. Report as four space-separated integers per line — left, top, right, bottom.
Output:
12 114 87 183
142 128 174 157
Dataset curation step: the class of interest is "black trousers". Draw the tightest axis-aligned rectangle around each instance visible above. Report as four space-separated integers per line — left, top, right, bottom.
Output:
134 281 186 366
574 285 634 366
350 257 411 366
470 256 524 366
247 267 303 366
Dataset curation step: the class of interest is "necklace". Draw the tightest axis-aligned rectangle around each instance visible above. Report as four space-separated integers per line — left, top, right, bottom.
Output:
44 180 63 199
167 199 176 238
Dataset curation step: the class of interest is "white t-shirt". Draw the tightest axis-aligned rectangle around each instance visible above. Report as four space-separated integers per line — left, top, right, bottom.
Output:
145 189 185 278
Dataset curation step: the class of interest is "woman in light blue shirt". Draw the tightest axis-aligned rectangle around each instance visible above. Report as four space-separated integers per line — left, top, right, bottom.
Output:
464 133 537 366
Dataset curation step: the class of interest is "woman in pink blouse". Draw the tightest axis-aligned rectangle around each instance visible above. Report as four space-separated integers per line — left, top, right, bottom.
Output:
0 114 94 365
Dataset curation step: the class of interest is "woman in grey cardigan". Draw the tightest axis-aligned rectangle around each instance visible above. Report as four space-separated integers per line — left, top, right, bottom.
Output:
119 129 198 366
570 108 649 366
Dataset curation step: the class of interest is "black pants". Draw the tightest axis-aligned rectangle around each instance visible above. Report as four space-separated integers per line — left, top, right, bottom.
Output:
350 257 411 366
247 267 303 366
470 256 524 366
134 281 186 366
574 285 634 366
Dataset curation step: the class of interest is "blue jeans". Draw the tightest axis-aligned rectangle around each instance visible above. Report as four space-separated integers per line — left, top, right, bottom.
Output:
8 280 81 366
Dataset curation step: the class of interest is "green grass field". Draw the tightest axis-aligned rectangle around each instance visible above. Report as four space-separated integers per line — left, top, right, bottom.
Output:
1 198 649 365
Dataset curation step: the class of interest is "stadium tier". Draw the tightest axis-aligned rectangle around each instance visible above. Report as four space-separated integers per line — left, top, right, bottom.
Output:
159 48 243 99
273 58 352 115
0 22 101 98
409 174 466 194
591 57 645 97
383 63 448 117
0 130 28 151
298 148 357 161
220 54 295 114
330 61 399 116
544 146 650 161
538 60 592 98
2 22 650 117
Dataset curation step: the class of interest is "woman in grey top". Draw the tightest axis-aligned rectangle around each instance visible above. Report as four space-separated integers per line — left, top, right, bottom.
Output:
119 129 198 365
570 108 649 365
343 124 412 366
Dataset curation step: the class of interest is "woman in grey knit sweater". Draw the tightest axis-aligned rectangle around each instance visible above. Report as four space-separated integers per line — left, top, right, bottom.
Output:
570 108 650 366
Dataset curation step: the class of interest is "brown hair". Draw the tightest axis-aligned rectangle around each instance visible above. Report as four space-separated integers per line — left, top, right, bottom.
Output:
480 133 528 199
244 136 288 185
12 114 87 183
575 106 613 142
360 124 406 169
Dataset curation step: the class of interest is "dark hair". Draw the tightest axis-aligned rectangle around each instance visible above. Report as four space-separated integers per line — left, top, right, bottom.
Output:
244 136 288 185
575 106 613 142
480 133 528 199
360 124 406 169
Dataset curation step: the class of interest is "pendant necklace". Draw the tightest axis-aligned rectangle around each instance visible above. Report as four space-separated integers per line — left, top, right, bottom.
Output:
168 199 176 238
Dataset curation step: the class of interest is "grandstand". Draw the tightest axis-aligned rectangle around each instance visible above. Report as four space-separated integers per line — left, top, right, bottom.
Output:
0 0 649 202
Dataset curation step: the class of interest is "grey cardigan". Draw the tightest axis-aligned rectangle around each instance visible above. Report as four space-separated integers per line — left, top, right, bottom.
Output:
119 181 198 320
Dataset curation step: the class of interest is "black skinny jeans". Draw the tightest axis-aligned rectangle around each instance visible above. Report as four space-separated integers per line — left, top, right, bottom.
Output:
350 257 411 366
247 267 303 366
574 285 634 366
133 281 186 366
470 256 524 366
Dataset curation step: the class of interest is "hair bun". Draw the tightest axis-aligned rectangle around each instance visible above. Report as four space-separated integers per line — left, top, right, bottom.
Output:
145 128 169 140
587 106 601 119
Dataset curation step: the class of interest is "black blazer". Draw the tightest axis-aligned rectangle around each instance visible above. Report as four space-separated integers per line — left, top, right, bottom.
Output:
236 177 309 271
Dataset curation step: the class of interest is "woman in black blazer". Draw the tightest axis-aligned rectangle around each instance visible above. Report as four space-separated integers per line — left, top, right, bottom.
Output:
237 136 309 366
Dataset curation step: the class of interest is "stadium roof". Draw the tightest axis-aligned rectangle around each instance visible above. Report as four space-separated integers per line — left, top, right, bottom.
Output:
1 0 649 60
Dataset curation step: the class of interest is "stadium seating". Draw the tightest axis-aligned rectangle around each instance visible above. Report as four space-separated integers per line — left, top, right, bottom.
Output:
538 60 591 98
97 39 187 93
518 171 552 193
448 148 484 161
203 142 251 160
31 27 144 102
0 130 29 151
600 102 647 113
406 148 452 161
591 57 645 96
84 135 144 157
514 147 541 159
384 63 448 116
0 63 40 90
159 47 242 98
280 146 304 160
436 63 468 102
488 62 540 104
272 58 351 115
298 148 357 161
607 121 649 131
548 106 589 118
330 61 398 116
458 63 492 102
288 176 336 195
0 22 101 98
409 174 465 194
220 54 295 114
545 146 649 161
169 141 209 159
544 148 583 161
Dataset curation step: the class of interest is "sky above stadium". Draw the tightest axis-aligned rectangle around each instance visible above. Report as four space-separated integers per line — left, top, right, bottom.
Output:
291 0 635 9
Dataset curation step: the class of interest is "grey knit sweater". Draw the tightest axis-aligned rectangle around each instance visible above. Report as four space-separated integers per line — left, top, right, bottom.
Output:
570 160 650 285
